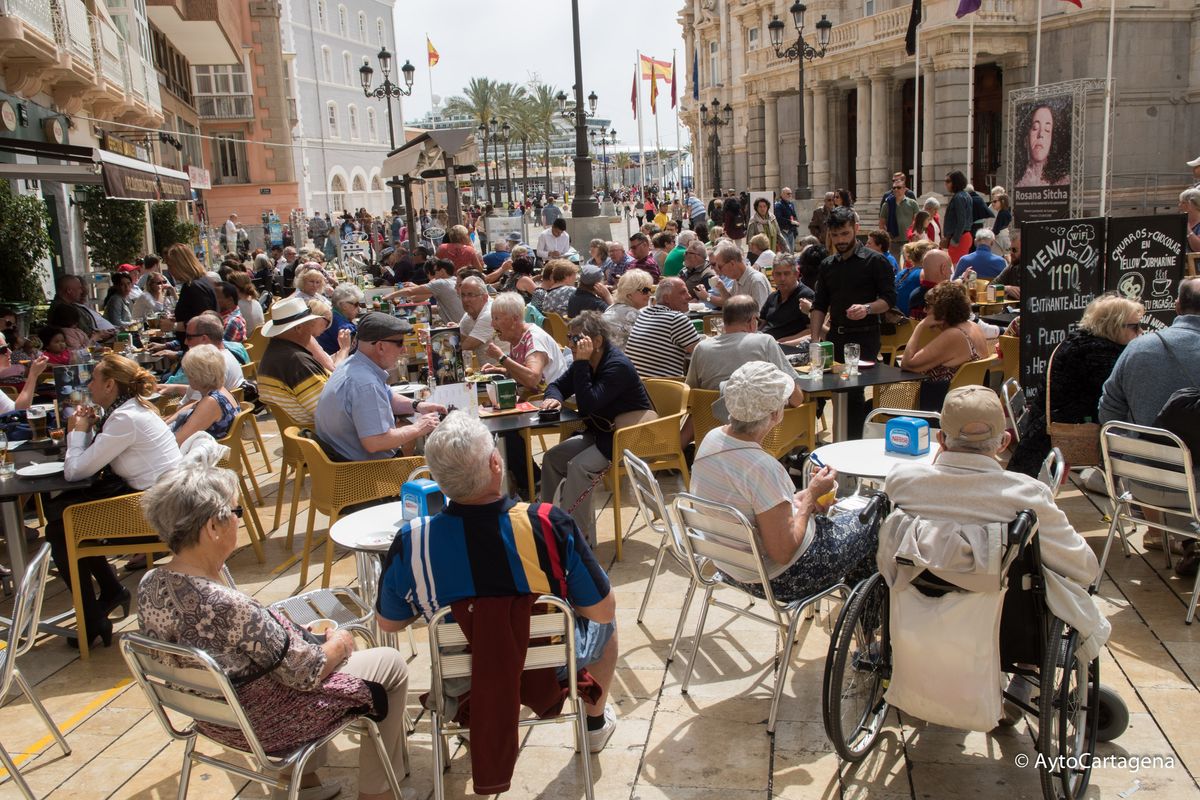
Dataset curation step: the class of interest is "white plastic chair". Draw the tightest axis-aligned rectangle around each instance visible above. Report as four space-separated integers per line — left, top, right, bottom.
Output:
426 595 594 800
862 407 941 440
1099 421 1200 621
624 449 699 662
671 493 851 733
120 631 410 800
0 545 71 799
1001 378 1028 443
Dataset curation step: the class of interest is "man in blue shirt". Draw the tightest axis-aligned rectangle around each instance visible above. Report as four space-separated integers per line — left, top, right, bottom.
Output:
542 196 562 226
483 239 510 273
314 313 443 461
951 229 1008 280
774 187 799 252
685 191 707 229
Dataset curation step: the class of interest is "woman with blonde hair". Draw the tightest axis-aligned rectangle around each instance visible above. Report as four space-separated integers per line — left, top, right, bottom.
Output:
1008 293 1145 476
46 354 182 647
304 297 352 371
602 268 654 349
167 344 239 443
163 243 217 330
292 263 330 303
436 223 484 270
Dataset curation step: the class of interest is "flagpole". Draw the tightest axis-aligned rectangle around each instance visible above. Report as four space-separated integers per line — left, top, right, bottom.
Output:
913 19 920 196
654 97 664 190
636 52 647 194
425 32 437 206
966 16 975 180
1034 0 1042 87
674 49 682 194
1099 0 1115 216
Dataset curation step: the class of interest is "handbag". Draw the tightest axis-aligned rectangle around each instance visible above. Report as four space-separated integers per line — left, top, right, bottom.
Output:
1044 342 1101 466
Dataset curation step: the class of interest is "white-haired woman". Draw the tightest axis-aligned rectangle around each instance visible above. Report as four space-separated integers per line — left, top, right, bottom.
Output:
690 361 879 602
292 264 331 303
484 292 570 498
1181 188 1200 253
601 268 653 350
317 282 363 355
167 344 238 443
138 453 413 800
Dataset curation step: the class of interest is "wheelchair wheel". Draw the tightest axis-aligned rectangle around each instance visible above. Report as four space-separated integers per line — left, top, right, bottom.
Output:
1093 684 1129 743
1037 619 1100 800
823 572 890 763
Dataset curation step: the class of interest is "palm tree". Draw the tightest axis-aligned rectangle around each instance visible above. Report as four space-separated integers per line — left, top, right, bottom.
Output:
525 80 560 199
506 96 539 204
445 78 499 204
615 152 633 189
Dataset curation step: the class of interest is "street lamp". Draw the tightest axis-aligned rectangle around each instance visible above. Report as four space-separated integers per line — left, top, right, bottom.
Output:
476 121 491 207
562 0 599 217
500 120 513 207
589 127 617 196
767 1 832 200
360 46 415 210
699 98 732 193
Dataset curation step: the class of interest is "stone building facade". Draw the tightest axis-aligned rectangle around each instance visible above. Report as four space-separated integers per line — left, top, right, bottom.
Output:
680 0 1199 215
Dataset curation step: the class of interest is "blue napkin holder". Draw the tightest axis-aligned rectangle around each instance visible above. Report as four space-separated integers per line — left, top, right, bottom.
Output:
401 478 445 519
885 417 930 456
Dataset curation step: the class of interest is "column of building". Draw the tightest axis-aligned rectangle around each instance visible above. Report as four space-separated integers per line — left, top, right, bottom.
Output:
764 94 779 190
868 72 891 198
811 82 829 195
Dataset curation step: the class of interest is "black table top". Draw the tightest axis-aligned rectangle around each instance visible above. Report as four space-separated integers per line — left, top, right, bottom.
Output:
981 311 1018 328
795 362 926 394
480 406 583 434
0 444 93 501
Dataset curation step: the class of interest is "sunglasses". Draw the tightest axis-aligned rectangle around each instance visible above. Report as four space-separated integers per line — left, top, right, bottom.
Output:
1124 322 1144 331
638 287 652 295
0 346 9 356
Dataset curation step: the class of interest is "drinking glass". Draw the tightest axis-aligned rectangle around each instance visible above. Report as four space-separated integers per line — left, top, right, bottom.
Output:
27 406 48 442
808 342 825 379
844 343 861 377
0 431 11 478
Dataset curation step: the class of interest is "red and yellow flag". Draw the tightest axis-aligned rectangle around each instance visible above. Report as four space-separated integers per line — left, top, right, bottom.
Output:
649 61 658 114
426 36 439 67
639 54 672 83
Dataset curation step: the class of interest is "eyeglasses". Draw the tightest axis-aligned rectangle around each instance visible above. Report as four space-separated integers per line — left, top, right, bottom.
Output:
1124 322 1144 332
638 287 652 295
184 332 204 340
0 346 10 356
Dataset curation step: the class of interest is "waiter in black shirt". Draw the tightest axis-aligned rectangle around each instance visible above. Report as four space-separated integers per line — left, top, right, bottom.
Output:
809 206 897 437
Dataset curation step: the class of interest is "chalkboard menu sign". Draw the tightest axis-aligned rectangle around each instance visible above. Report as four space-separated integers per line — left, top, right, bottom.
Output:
1106 214 1186 333
1019 217 1106 396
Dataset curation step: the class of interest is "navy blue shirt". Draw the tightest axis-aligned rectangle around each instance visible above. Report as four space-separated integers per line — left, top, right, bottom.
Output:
483 250 509 273
545 344 652 459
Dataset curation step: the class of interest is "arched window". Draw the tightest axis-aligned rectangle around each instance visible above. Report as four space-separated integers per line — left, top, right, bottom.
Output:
376 18 385 46
327 101 339 137
352 174 366 192
371 174 383 191
342 51 351 84
316 0 327 30
321 47 332 82
357 11 367 41
330 174 347 210
337 5 347 36
366 107 378 142
348 104 359 140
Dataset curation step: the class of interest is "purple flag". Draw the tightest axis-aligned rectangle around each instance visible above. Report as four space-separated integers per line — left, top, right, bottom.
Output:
955 0 982 17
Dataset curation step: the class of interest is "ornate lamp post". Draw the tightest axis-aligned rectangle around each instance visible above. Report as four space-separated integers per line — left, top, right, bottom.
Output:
557 0 600 217
589 127 617 196
767 2 832 200
359 48 415 210
699 98 732 193
500 120 513 207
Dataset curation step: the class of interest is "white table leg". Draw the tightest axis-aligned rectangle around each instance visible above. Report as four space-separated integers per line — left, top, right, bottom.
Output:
833 393 849 443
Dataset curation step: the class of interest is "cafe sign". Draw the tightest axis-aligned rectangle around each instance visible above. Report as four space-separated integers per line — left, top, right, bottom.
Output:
97 149 191 202
1105 214 1186 332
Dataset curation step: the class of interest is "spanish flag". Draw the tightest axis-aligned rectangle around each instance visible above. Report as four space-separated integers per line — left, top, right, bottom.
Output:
639 54 672 83
427 36 439 67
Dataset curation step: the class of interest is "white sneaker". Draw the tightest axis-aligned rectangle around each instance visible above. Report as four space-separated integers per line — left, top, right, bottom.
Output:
999 674 1036 726
586 704 617 753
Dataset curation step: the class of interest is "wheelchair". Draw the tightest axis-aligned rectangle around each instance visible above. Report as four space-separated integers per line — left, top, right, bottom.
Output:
821 492 1129 800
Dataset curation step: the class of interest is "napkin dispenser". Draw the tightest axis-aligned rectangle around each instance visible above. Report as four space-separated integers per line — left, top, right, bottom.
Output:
884 417 930 456
486 378 518 410
401 478 445 520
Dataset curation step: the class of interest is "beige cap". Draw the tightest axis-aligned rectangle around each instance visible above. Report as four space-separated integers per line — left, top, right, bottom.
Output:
941 386 1006 442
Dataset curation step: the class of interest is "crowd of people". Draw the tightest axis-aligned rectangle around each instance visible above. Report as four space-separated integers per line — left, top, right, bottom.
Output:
8 156 1200 800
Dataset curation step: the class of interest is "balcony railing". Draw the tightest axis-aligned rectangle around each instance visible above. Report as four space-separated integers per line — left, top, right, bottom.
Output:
1 0 55 41
197 95 254 120
90 12 125 89
50 0 94 65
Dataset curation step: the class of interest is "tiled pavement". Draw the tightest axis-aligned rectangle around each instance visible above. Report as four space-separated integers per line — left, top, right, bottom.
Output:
2 415 1200 799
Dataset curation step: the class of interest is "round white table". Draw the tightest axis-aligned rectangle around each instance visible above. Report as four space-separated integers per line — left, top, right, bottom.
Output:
810 439 941 482
330 502 408 649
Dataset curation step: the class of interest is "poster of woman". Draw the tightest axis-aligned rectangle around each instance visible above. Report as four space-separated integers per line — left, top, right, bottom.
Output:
1011 93 1074 225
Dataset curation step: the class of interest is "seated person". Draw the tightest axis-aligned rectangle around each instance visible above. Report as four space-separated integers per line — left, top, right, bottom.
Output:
540 312 654 547
909 248 953 319
884 386 1110 718
139 452 413 800
0 335 48 411
757 254 815 343
376 412 619 753
256 296 331 427
314 313 442 462
567 266 612 317
678 239 716 300
686 296 806 407
156 312 247 402
384 258 464 326
690 361 878 602
623 278 702 378
601 268 653 350
900 282 988 411
39 325 72 366
166 344 239 443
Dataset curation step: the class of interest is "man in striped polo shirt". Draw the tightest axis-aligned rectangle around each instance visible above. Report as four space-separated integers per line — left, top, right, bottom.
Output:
624 277 703 378
377 412 619 752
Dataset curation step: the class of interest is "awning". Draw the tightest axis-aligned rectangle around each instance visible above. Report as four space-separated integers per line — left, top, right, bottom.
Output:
0 139 191 201
382 128 477 180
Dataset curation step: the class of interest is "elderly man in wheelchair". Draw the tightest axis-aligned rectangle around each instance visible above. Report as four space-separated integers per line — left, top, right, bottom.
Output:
822 387 1122 800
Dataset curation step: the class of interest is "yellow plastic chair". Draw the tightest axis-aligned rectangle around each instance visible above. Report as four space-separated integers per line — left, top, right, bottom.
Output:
214 403 269 563
282 426 425 589
263 401 306 538
872 381 921 411
878 318 916 365
687 388 722 450
998 335 1019 382
246 325 269 369
63 492 171 660
643 377 690 416
948 354 1001 392
543 312 570 347
609 407 691 561
761 402 818 460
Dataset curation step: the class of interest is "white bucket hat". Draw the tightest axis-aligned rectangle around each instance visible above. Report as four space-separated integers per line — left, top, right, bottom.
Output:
262 295 318 337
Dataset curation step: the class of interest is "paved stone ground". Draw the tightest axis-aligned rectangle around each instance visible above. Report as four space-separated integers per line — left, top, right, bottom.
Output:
2 411 1199 800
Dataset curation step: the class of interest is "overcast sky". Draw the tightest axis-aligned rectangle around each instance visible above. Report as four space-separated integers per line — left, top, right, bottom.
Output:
390 1 690 152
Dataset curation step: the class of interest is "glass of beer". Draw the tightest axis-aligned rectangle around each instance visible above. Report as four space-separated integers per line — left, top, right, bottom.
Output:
27 406 48 441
